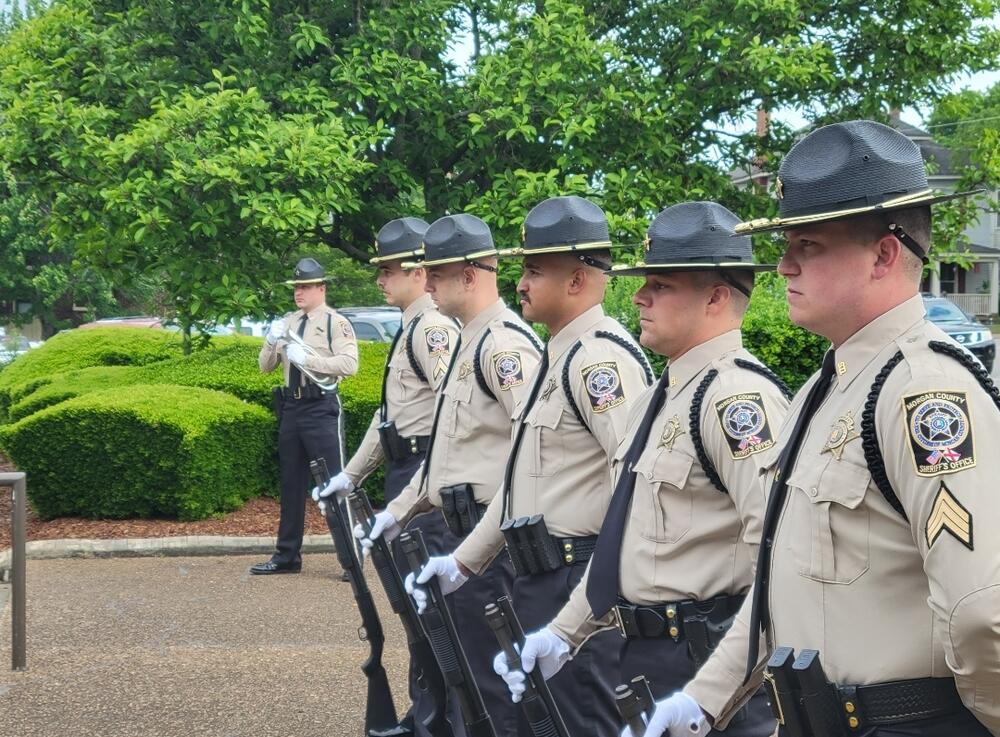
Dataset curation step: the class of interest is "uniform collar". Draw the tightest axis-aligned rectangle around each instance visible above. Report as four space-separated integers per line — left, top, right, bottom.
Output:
403 293 434 326
549 304 606 362
461 298 507 343
666 329 743 396
832 294 926 392
296 304 328 323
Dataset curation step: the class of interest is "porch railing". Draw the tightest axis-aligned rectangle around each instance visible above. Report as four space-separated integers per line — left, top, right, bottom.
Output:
944 293 995 316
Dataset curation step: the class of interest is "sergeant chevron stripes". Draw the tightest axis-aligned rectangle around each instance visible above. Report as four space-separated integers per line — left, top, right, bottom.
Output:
926 482 973 550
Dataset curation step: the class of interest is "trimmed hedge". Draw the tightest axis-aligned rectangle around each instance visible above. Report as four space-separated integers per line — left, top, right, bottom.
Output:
0 328 183 420
0 328 391 514
0 384 276 520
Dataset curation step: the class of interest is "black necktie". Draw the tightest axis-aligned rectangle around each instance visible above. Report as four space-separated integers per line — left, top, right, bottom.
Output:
586 368 671 617
287 315 308 388
379 325 405 423
416 333 462 492
744 350 837 680
500 344 551 518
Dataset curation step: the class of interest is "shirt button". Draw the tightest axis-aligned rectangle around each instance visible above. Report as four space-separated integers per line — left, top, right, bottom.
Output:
808 487 818 497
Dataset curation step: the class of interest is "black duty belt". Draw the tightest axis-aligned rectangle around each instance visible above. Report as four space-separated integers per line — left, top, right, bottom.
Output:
554 535 597 566
764 646 966 735
613 593 744 641
280 384 338 400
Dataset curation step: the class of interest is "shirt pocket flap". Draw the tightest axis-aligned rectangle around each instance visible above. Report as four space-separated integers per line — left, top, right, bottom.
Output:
529 400 563 429
634 448 695 490
787 459 869 509
450 379 474 404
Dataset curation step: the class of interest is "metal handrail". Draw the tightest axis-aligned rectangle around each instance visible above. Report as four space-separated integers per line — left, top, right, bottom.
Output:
0 471 26 671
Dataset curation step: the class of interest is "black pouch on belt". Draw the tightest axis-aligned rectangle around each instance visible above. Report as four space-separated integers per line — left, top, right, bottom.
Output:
502 515 563 576
439 483 478 537
793 650 849 737
677 594 744 667
377 420 402 462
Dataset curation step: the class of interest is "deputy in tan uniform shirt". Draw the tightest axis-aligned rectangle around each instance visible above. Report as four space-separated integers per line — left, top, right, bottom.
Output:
314 217 459 737
252 257 358 575
355 213 542 736
489 202 786 737
647 122 1000 737
411 196 652 737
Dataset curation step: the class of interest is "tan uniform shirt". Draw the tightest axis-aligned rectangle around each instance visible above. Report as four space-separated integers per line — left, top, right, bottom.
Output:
343 294 460 485
549 330 789 647
386 299 542 522
686 296 1000 734
258 303 359 385
454 305 652 575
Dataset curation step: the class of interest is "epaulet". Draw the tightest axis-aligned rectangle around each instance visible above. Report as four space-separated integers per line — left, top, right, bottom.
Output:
862 340 1000 522
473 319 542 401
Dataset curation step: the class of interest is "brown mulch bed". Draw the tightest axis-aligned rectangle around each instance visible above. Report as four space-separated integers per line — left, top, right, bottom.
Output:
0 455 329 550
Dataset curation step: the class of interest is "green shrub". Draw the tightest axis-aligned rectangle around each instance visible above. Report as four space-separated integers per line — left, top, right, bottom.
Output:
340 342 389 504
0 328 183 420
0 384 276 520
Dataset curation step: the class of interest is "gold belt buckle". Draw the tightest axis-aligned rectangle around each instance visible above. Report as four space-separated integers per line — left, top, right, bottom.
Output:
762 669 785 726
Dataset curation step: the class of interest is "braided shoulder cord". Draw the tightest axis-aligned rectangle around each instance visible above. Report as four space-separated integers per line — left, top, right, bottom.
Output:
562 340 588 430
473 329 496 401
503 320 544 353
733 358 792 400
595 330 654 385
861 351 907 520
928 341 1000 408
404 313 427 383
689 369 728 494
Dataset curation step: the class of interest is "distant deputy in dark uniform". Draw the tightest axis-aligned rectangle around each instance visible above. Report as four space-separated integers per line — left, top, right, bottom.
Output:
646 121 1000 737
252 258 359 575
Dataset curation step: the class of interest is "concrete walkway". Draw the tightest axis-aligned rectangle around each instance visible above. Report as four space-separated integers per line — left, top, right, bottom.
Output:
0 553 411 737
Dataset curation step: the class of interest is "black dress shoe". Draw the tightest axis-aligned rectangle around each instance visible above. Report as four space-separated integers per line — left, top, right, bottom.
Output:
249 559 302 575
368 718 414 737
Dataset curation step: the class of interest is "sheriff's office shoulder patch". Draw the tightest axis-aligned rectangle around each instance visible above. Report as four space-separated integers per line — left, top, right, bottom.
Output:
493 351 524 391
715 392 774 460
424 325 451 356
926 481 973 550
340 319 354 338
902 391 975 477
582 361 625 413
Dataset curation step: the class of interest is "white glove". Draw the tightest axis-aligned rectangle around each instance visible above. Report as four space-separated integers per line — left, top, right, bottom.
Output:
266 319 286 344
493 627 570 702
313 472 355 514
621 692 709 737
286 343 307 366
404 555 468 614
352 510 400 557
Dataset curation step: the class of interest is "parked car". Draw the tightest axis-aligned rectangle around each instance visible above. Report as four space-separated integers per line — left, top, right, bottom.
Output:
0 334 32 367
78 316 164 329
338 307 402 343
922 295 995 372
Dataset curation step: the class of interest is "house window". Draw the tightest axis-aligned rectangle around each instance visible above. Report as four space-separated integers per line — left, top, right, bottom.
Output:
940 263 958 294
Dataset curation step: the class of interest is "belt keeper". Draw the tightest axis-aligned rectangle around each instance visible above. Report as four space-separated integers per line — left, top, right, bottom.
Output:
839 685 863 731
665 605 681 641
563 540 574 564
410 437 418 455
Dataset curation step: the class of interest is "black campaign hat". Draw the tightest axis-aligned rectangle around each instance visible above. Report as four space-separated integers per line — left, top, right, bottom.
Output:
370 217 430 265
500 195 613 258
402 214 498 268
736 120 980 239
284 257 327 286
611 201 775 276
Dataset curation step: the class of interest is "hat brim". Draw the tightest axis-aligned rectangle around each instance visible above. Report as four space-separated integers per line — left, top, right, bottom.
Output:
284 278 328 286
403 249 499 269
608 262 777 277
734 188 982 235
369 248 424 265
498 240 616 258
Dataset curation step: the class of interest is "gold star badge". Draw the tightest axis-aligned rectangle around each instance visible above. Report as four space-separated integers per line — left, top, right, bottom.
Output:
458 361 474 381
775 177 784 200
821 410 861 460
926 482 973 550
658 415 685 450
643 236 651 253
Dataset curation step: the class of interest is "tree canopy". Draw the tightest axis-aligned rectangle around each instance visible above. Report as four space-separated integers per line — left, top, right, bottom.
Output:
1 0 998 338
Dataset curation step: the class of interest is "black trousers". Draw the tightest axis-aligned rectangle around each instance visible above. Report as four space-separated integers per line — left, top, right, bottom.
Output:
274 393 343 565
513 564 622 737
776 703 990 737
621 637 773 737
